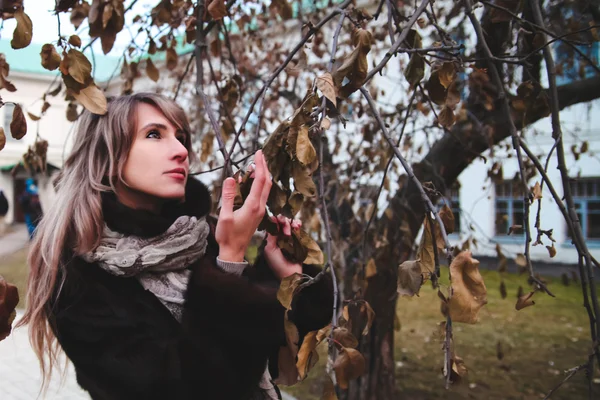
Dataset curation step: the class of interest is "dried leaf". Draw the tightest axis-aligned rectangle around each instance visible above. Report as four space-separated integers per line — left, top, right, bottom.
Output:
298 229 323 265
333 347 366 389
332 327 358 349
425 70 447 105
437 62 457 89
515 253 527 267
0 276 19 341
296 331 319 380
546 245 557 258
365 258 377 279
515 291 535 310
27 112 40 121
403 30 424 90
296 125 316 166
0 127 5 151
531 181 542 200
320 118 331 130
68 34 82 48
146 58 159 82
166 47 178 70
66 49 92 85
316 73 337 107
72 84 107 115
9 104 27 139
41 101 51 114
40 44 61 71
361 301 375 336
397 260 423 297
207 0 227 19
292 162 317 198
417 217 436 274
332 28 373 98
277 273 303 310
66 102 79 121
275 315 300 385
438 105 456 128
448 251 487 323
440 203 455 235
500 280 507 299
48 82 62 97
70 1 90 29
11 8 32 49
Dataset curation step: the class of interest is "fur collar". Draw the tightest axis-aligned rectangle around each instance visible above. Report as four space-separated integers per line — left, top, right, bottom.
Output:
102 178 212 238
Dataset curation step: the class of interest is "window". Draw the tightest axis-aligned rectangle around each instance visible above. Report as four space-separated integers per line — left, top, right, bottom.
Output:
3 103 16 142
555 41 600 86
568 178 600 240
495 180 524 235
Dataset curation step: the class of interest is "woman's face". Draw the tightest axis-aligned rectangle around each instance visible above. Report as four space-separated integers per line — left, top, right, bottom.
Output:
116 103 189 212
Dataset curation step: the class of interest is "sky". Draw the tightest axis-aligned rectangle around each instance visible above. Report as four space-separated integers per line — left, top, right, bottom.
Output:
1 0 157 55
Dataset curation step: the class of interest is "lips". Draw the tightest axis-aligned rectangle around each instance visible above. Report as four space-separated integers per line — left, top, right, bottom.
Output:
165 168 186 178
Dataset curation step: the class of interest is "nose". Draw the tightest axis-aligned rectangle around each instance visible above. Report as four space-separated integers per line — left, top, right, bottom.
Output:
171 137 188 163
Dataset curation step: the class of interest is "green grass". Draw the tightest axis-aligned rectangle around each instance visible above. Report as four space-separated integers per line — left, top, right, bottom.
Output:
284 267 599 400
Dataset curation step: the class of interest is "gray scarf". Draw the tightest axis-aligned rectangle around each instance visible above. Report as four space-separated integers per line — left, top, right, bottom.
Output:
82 215 210 322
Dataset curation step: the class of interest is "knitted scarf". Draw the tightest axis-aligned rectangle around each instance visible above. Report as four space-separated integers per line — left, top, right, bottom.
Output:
82 215 210 322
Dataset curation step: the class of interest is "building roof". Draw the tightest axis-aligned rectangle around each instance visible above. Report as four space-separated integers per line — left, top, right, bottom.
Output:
0 39 122 82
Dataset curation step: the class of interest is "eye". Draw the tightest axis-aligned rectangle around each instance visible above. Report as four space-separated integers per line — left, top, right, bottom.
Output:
146 129 161 139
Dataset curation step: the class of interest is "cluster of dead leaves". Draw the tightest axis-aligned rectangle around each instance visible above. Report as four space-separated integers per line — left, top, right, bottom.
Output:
0 101 27 151
425 61 461 128
0 275 19 342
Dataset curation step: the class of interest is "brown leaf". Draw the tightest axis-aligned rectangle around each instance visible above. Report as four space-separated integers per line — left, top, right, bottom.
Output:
450 354 468 383
515 253 527 267
70 1 90 29
448 251 487 323
277 273 303 310
296 330 319 380
397 260 424 297
292 162 317 198
55 0 77 13
100 32 117 55
27 112 40 121
297 229 323 265
66 102 79 121
148 38 157 55
365 258 377 279
0 275 20 341
9 104 27 139
0 127 5 151
316 73 337 107
321 375 338 400
11 8 32 49
285 50 307 78
425 70 447 105
166 47 178 70
40 43 61 71
333 327 358 349
146 58 159 82
72 84 107 115
361 302 375 336
332 27 373 98
296 125 316 166
66 49 92 85
531 181 542 200
417 217 436 274
438 105 456 128
275 315 300 385
546 245 557 258
500 280 507 299
437 62 457 89
333 347 366 389
207 0 227 19
515 291 535 310
68 34 82 48
41 101 51 114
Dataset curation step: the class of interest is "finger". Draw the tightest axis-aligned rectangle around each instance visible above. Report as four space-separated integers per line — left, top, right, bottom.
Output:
291 219 302 230
219 177 237 220
247 151 266 205
259 154 272 207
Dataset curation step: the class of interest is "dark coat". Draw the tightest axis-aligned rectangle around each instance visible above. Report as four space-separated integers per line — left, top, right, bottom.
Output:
48 179 333 400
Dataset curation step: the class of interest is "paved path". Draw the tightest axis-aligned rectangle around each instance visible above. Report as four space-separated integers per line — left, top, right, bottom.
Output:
0 225 29 258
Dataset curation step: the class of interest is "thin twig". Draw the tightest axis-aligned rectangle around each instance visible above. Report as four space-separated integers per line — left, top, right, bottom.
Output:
543 362 588 400
464 0 552 296
174 53 195 101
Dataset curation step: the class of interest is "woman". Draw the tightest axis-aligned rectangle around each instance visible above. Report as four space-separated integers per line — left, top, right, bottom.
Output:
19 93 333 399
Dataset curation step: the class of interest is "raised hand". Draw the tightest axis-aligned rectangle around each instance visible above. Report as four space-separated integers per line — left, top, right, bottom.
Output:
263 215 303 280
215 150 272 262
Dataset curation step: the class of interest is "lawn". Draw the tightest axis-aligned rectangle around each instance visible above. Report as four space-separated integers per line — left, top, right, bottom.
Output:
2 247 597 399
284 266 599 400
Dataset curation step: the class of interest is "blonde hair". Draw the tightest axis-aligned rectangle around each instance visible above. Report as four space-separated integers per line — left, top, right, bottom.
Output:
17 92 193 391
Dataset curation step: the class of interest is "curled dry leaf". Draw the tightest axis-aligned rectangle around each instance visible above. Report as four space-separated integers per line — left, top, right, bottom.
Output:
515 253 527 268
333 347 366 389
27 111 40 121
277 273 303 310
9 104 27 139
166 47 178 70
449 354 468 383
531 181 542 200
41 101 51 114
515 291 536 310
207 0 227 20
298 229 323 265
146 58 159 82
365 258 377 279
40 44 61 71
397 259 424 297
0 127 5 151
332 27 373 98
11 8 32 50
332 327 359 349
360 301 375 336
546 244 557 258
417 217 436 275
448 251 487 324
72 84 107 115
66 49 93 85
0 275 20 342
295 125 316 166
68 34 82 48
437 62 457 89
316 73 337 107
0 54 17 92
296 330 319 380
70 1 90 29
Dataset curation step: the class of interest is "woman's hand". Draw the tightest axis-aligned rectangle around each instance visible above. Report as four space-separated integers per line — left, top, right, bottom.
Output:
263 216 303 280
215 150 272 262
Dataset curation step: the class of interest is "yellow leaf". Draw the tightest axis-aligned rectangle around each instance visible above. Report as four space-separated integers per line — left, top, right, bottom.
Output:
333 347 366 389
397 260 423 297
146 58 159 82
11 9 32 50
447 251 487 324
40 44 61 71
277 273 303 310
72 85 108 115
316 73 337 107
9 104 27 140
